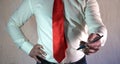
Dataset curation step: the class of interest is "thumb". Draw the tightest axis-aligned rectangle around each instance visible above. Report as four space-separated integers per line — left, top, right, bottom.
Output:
88 33 98 42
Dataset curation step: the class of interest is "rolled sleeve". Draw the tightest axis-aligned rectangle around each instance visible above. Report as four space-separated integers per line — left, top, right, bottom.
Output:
85 0 107 46
7 0 34 54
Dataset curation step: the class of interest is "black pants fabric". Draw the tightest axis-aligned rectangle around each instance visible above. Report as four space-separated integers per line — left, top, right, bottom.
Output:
36 56 87 64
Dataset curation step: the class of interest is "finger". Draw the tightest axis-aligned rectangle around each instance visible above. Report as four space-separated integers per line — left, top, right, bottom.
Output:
39 44 44 49
83 48 89 55
38 48 47 56
87 42 101 49
88 33 98 42
88 49 97 53
84 49 96 55
33 52 45 62
86 44 99 50
37 49 47 59
37 51 45 59
88 33 97 42
35 44 47 56
33 56 41 63
38 54 45 59
83 47 99 55
29 48 39 58
36 44 44 49
80 41 86 46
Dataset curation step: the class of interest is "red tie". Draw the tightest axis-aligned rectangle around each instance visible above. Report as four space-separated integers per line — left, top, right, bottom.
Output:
52 0 67 63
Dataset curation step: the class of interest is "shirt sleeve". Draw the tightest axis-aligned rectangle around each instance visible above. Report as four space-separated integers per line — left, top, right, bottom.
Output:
85 0 107 46
7 0 34 54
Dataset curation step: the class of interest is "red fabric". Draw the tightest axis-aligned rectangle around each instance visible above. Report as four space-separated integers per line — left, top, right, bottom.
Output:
52 0 67 63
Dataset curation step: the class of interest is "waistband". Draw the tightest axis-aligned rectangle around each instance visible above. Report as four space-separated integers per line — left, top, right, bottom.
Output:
36 56 87 64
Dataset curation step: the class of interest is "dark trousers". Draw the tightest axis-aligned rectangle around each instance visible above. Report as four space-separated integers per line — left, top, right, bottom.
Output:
36 56 87 64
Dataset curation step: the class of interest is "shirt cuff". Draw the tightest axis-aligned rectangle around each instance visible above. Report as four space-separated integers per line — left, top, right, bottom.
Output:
21 41 33 54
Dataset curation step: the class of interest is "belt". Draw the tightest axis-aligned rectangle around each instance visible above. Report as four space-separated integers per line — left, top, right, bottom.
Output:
36 56 87 64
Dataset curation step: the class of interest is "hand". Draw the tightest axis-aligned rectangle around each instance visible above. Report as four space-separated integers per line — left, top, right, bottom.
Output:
84 33 101 55
29 44 47 63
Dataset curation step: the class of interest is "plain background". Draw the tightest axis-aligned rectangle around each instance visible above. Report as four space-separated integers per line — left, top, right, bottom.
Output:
0 0 120 64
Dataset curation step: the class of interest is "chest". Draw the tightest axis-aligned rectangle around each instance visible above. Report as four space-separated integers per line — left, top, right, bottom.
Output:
33 0 87 19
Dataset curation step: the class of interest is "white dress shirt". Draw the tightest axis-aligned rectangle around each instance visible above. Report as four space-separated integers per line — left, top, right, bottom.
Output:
7 0 107 63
